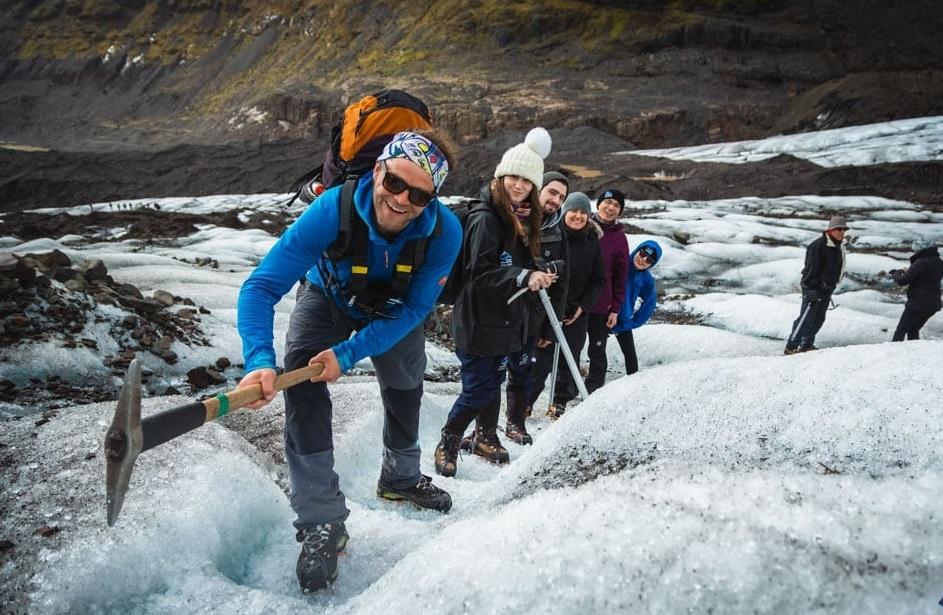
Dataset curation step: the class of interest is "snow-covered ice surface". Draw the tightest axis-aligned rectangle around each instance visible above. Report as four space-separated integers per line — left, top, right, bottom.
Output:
3 116 943 613
623 115 943 167
18 343 943 614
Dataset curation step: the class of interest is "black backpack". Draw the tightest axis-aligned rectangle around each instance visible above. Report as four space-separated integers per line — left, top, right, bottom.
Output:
437 199 512 306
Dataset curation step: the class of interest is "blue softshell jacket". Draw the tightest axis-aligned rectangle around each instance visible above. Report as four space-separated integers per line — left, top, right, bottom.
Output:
612 239 663 334
237 174 461 373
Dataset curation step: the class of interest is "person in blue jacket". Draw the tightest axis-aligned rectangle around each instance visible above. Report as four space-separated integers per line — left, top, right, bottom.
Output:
236 131 461 594
612 240 663 375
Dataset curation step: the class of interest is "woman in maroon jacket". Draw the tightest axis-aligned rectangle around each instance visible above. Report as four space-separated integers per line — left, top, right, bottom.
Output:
584 188 629 394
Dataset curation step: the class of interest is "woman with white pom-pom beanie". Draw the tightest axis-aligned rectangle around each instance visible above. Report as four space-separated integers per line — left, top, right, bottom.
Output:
434 127 559 478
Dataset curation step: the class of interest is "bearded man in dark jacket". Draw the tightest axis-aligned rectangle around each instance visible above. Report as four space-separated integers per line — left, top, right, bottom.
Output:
890 238 943 341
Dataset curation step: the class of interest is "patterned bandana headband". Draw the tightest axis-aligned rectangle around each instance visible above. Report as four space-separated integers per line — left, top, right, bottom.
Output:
377 132 449 193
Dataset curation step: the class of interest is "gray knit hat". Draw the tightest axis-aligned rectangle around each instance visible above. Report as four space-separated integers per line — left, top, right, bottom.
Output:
494 127 552 188
562 192 592 214
826 215 849 231
542 171 569 191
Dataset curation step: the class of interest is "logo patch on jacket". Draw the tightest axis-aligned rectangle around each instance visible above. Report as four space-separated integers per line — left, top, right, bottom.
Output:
499 251 512 267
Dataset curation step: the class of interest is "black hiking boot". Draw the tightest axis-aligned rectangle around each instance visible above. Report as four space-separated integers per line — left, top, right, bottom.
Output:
434 429 461 477
377 474 452 513
783 347 800 355
465 425 510 464
295 522 349 593
505 421 533 445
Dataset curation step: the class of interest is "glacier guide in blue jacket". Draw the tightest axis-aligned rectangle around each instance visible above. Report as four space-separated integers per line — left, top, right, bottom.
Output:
237 172 461 374
612 239 663 335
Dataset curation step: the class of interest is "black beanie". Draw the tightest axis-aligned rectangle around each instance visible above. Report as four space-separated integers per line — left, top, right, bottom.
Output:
597 188 626 213
542 171 569 191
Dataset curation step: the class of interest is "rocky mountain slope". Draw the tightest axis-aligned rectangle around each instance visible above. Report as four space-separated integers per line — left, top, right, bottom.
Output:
1 0 943 209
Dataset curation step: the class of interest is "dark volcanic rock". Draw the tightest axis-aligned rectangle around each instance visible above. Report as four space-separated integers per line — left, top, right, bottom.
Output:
0 251 212 411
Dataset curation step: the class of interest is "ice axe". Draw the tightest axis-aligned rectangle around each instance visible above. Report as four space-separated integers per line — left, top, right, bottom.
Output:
104 359 323 527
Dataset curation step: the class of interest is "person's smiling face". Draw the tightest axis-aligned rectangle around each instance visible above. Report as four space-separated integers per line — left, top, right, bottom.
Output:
372 158 434 235
502 175 533 205
596 198 621 223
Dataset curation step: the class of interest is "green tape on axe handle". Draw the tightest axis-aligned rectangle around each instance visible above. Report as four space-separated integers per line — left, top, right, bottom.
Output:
215 393 230 418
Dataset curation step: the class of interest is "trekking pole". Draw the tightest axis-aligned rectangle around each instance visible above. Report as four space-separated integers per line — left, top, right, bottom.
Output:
546 341 561 415
104 359 324 527
537 289 590 400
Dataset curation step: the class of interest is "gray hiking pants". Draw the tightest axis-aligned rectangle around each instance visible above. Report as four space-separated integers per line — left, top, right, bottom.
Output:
283 284 427 528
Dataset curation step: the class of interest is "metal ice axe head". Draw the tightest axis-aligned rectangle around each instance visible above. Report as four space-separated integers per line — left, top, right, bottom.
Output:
104 359 143 527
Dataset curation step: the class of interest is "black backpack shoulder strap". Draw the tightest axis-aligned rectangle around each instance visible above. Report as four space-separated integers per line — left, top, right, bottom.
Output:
326 177 360 260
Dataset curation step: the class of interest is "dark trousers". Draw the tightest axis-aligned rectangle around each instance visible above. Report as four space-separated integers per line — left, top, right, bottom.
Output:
445 350 507 435
283 284 426 528
786 290 832 350
506 337 535 406
506 337 535 424
585 312 611 393
616 328 639 375
529 312 589 406
892 306 938 341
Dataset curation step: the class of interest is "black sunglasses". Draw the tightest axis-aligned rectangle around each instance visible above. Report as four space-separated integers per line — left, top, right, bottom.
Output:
380 161 435 208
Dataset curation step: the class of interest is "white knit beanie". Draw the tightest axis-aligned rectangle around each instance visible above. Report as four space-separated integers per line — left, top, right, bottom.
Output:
493 127 552 188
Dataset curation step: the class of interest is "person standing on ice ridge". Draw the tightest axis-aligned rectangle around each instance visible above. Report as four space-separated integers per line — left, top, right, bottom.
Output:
434 127 557 477
504 170 570 445
235 131 461 594
584 187 629 392
612 240 663 376
889 238 942 341
528 191 606 420
784 215 848 354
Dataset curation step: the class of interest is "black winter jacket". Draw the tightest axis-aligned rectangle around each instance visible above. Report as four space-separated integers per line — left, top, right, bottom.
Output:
562 221 606 317
451 199 540 356
800 233 846 294
891 246 943 312
531 208 569 339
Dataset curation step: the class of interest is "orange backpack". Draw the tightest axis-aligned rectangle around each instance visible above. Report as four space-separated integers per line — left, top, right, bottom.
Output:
290 89 433 205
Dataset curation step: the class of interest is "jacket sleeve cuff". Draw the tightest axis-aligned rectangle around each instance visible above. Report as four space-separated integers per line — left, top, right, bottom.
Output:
244 350 277 373
332 342 356 374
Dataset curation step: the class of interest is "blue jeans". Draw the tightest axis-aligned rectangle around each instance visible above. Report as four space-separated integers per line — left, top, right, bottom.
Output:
444 349 507 434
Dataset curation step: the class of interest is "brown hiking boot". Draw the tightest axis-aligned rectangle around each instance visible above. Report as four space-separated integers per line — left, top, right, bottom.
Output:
467 425 509 464
783 347 800 355
505 421 533 445
434 430 461 477
547 402 566 421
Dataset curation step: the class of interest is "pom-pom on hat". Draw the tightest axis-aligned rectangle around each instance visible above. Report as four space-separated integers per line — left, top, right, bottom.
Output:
494 127 552 188
597 187 626 213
